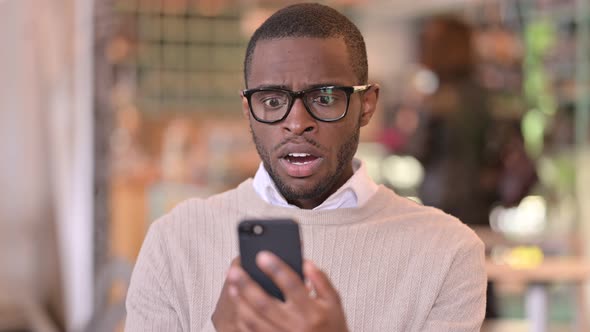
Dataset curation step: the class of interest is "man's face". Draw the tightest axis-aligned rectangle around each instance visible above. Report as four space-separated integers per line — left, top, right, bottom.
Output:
242 37 379 209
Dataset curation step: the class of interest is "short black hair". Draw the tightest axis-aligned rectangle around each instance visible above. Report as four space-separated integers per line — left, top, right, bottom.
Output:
243 3 368 87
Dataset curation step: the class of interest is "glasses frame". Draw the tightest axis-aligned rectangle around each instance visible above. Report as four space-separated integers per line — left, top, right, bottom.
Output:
242 84 372 124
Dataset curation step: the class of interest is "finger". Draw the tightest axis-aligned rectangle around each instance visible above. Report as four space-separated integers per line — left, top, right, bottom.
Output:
231 256 241 267
220 256 241 298
256 251 308 305
227 265 291 330
224 257 241 280
216 257 242 310
228 266 280 314
303 260 341 304
233 292 280 332
211 258 241 331
304 278 316 298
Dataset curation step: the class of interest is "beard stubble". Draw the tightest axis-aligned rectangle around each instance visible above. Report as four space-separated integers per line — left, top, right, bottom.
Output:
250 121 360 204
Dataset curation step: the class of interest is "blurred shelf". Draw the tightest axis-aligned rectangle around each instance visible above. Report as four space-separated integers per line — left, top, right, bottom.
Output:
487 257 590 283
482 319 572 332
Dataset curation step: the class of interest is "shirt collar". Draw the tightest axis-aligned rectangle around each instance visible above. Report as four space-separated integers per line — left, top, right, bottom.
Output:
252 158 378 210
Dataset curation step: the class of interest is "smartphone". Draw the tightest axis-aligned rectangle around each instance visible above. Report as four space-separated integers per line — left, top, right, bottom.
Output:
238 218 303 301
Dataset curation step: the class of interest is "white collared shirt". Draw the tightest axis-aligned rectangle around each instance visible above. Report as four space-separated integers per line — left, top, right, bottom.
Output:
252 158 378 210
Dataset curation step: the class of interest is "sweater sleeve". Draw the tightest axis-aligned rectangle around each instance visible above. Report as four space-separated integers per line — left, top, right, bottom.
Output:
125 221 186 331
421 239 487 332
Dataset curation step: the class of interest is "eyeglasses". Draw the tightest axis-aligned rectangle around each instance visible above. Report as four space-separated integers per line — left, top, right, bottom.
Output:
242 85 372 124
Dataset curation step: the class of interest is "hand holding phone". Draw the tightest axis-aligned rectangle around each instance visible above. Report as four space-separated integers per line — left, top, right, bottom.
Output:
238 219 303 301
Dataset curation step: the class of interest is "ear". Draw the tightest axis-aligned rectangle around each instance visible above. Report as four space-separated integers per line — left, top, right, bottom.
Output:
359 83 380 127
240 91 250 120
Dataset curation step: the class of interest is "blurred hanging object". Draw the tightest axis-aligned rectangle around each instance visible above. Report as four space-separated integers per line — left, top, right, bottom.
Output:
30 0 95 330
0 0 61 330
193 0 229 16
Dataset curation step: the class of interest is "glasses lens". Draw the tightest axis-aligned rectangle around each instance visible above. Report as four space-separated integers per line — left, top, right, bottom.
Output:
250 90 290 122
304 87 348 120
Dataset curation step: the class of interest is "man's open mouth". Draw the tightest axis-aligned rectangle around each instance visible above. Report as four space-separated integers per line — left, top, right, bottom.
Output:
284 153 319 165
280 152 323 177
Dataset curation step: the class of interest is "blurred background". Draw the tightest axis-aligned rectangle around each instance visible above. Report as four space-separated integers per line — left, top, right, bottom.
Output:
1 0 589 331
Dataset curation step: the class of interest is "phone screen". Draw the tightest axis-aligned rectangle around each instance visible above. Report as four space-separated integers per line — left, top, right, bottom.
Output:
238 219 303 301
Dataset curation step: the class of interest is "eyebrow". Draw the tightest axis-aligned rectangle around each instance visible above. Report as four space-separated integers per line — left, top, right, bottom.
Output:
253 82 347 90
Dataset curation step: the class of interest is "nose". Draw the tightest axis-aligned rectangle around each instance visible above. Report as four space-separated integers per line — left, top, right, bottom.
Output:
282 98 316 135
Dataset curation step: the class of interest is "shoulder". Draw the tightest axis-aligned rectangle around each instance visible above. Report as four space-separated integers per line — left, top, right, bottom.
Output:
374 186 483 249
376 189 485 282
147 179 256 242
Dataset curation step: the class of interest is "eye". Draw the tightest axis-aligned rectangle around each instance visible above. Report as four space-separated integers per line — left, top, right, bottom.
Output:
262 97 285 109
313 94 337 107
255 91 289 110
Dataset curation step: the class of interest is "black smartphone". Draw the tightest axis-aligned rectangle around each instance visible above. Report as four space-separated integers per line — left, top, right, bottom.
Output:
238 218 303 301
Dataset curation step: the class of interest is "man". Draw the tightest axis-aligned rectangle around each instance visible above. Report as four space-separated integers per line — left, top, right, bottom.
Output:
125 3 486 331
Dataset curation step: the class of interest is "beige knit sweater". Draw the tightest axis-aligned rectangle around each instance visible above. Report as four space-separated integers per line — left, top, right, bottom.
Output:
125 179 486 332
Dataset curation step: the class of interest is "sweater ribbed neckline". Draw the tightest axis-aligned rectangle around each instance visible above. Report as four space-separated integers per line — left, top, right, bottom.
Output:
234 179 399 226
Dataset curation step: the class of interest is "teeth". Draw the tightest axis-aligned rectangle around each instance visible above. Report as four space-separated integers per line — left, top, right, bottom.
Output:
286 152 314 165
